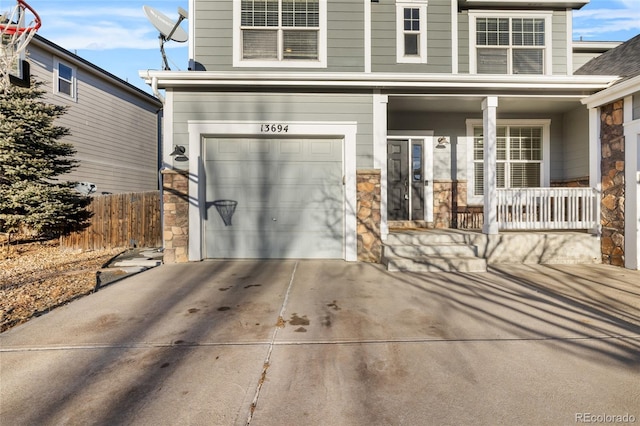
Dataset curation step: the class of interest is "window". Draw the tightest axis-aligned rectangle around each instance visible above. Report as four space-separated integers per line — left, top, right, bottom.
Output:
470 12 551 75
55 60 76 99
472 125 543 196
235 0 326 67
396 0 428 64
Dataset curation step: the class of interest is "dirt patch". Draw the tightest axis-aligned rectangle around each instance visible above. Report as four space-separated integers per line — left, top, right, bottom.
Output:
0 239 124 332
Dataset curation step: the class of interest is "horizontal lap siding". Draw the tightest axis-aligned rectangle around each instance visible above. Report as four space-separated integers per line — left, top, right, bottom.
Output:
458 12 469 74
173 92 374 168
372 0 452 73
194 0 233 70
327 1 364 71
29 46 159 195
552 11 568 75
195 0 364 72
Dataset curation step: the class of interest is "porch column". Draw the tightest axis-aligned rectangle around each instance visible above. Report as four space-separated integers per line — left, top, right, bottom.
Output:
482 96 499 235
373 92 389 240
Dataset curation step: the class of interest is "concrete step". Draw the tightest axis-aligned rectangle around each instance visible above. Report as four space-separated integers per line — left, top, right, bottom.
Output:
382 254 488 273
383 243 478 257
385 230 476 246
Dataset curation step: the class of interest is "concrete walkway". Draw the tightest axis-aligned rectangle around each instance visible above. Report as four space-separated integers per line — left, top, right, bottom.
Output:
1 261 639 425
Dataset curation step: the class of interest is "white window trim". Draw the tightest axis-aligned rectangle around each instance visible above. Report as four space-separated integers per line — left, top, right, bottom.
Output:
468 10 553 75
232 0 327 68
396 0 428 64
465 119 551 205
187 120 357 262
53 58 77 100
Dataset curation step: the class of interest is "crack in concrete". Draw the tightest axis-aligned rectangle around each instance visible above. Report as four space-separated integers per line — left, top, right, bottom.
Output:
245 261 298 425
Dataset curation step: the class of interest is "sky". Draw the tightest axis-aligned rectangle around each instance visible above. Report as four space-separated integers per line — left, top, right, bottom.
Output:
3 0 640 94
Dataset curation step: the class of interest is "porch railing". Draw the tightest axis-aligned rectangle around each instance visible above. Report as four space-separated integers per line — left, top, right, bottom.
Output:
496 187 597 230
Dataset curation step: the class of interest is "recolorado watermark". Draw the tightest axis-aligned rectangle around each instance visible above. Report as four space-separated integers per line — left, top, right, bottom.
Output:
576 413 636 423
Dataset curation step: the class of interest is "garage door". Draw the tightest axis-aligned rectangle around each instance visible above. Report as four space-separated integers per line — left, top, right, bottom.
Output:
203 137 344 258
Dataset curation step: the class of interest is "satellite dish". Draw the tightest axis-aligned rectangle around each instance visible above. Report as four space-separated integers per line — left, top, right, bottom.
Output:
143 5 188 70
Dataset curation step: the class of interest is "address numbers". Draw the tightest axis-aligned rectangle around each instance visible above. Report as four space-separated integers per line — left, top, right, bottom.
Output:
260 124 289 133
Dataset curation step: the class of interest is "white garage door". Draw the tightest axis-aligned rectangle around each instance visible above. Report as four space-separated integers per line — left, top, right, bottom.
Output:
203 137 344 259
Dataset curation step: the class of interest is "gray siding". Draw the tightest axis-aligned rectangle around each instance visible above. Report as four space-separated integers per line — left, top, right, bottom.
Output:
458 12 469 74
193 0 233 71
371 0 452 73
172 92 374 168
561 106 589 180
573 52 602 73
194 0 364 72
29 43 160 195
327 1 365 71
551 11 568 75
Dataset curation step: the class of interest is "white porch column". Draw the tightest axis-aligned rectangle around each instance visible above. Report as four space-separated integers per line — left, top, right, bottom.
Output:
482 96 499 234
624 95 640 270
373 92 389 240
588 106 601 235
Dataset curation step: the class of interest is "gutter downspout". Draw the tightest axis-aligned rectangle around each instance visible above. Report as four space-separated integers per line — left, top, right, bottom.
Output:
152 75 165 104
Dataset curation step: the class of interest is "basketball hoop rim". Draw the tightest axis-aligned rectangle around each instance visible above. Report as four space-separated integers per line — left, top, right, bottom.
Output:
0 0 42 35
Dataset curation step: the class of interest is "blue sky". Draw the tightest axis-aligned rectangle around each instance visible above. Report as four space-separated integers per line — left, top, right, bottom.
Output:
5 0 640 94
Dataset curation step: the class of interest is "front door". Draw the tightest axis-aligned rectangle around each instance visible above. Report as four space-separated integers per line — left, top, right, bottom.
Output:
387 139 424 221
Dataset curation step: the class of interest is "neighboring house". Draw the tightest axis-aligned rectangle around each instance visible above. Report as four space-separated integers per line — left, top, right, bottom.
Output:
577 34 640 269
27 35 162 195
572 40 621 73
142 0 627 266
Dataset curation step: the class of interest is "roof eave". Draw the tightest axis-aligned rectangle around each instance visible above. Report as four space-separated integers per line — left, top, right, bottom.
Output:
139 70 619 92
582 74 640 108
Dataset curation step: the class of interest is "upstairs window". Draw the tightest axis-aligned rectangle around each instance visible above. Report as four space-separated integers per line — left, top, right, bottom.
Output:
54 59 76 100
236 0 326 67
470 13 551 75
396 0 428 64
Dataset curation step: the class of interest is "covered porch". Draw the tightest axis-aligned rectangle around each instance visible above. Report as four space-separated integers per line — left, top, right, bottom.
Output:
380 92 602 236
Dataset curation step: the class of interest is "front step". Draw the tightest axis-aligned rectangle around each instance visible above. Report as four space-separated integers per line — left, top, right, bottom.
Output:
383 254 487 273
382 230 487 273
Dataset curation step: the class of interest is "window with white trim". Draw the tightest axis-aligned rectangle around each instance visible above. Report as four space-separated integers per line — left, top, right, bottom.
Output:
470 13 551 75
237 0 325 66
54 59 76 99
472 125 543 196
396 0 427 64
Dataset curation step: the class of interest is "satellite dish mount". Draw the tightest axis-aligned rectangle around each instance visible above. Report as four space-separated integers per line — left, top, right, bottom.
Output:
143 5 188 71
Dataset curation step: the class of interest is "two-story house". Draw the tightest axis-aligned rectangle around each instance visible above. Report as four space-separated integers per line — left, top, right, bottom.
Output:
142 0 622 266
28 35 162 195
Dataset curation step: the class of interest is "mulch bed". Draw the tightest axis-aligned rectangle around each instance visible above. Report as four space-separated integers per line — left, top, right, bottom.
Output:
0 238 123 332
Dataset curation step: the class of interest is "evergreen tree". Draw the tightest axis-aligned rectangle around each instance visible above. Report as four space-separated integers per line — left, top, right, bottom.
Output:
0 81 90 236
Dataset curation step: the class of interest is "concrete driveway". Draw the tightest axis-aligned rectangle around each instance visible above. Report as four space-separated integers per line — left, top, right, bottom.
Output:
1 261 639 425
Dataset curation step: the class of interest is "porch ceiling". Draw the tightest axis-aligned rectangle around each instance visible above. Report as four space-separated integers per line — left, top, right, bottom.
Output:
388 95 586 114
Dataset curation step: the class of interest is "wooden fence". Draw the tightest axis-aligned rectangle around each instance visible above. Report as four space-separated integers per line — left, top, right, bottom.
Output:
60 191 162 251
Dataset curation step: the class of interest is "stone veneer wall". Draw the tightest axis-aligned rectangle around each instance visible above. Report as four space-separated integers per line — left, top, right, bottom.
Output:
162 169 189 263
433 180 468 229
357 169 382 262
600 100 625 266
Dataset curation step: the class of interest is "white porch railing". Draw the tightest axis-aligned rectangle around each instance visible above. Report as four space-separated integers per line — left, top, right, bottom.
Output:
496 187 597 230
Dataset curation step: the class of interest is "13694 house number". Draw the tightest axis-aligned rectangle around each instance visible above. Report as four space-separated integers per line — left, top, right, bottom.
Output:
260 124 289 133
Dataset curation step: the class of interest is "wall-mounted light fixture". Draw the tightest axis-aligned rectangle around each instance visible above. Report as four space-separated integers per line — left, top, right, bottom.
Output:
169 145 188 162
436 136 450 149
